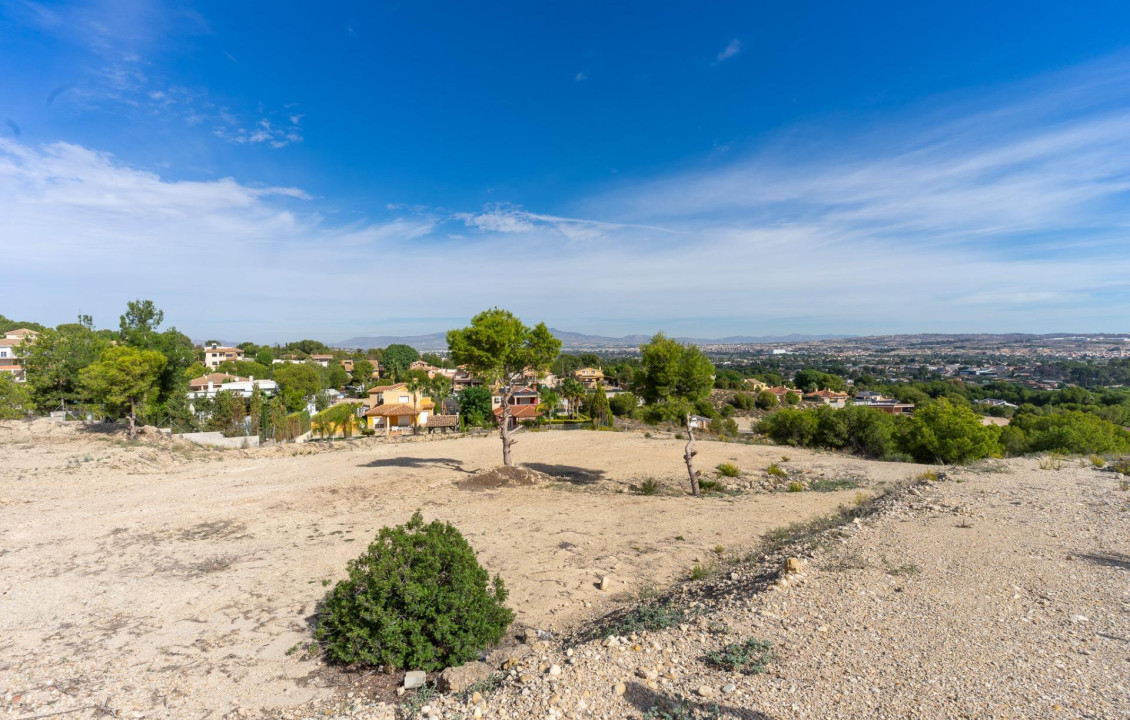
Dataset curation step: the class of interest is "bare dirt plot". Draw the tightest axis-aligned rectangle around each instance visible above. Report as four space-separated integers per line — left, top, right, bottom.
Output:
0 421 922 718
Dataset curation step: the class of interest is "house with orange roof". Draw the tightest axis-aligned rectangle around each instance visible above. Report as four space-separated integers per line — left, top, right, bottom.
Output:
364 383 435 434
0 328 38 382
805 389 849 408
203 343 244 369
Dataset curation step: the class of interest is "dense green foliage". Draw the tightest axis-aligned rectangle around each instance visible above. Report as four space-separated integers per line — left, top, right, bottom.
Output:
0 374 31 419
637 333 715 423
381 344 420 381
457 386 493 426
80 345 167 435
273 362 323 412
315 511 513 671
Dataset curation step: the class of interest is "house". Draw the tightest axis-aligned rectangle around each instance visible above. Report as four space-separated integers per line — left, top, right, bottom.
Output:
805 389 848 408
743 378 768 392
574 367 604 389
0 328 38 382
976 398 1018 409
340 359 354 373
309 354 335 367
688 415 711 430
204 343 244 369
452 368 483 391
853 390 887 404
364 383 434 434
860 400 915 416
765 386 801 404
493 386 541 429
188 373 278 399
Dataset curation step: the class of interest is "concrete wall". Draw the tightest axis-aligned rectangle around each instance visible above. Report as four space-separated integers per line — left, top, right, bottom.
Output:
175 431 260 449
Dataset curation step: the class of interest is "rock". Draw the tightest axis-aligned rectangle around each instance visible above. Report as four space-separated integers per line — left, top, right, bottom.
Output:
599 575 612 590
636 667 659 680
403 670 426 689
471 691 483 704
696 686 715 698
784 557 803 574
548 664 562 676
1069 614 1089 623
437 661 491 693
603 636 621 648
722 683 736 694
613 682 626 696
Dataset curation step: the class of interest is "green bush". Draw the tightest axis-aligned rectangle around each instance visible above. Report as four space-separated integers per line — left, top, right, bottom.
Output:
316 511 513 670
609 392 639 418
755 390 778 410
717 462 741 477
729 392 755 411
766 463 787 478
710 417 738 437
705 637 774 674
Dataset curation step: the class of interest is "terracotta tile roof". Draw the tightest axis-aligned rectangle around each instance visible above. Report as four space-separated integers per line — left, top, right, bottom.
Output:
366 403 421 417
6 328 36 337
189 373 246 389
369 382 408 392
0 338 21 347
426 415 458 428
493 404 542 419
806 389 848 399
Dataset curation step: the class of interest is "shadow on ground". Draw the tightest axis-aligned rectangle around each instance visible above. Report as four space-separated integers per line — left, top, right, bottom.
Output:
1078 552 1130 571
522 462 606 485
360 457 472 473
625 681 778 719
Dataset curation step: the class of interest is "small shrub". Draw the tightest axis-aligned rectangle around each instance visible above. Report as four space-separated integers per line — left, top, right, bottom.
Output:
674 432 684 440
644 431 653 439
787 481 804 492
315 511 513 671
716 462 741 477
780 455 790 462
766 463 787 478
637 478 660 495
689 563 711 581
674 534 686 541
808 478 860 492
1110 457 1130 476
705 637 773 674
853 491 870 506
915 470 938 482
1038 454 1064 471
712 544 725 556
697 479 722 493
602 601 696 636
644 694 720 720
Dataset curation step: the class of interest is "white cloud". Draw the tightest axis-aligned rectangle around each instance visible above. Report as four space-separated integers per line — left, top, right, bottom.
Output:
575 72 588 82
715 38 741 64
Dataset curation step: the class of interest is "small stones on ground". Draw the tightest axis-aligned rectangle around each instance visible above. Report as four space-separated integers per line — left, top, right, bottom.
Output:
613 682 626 696
548 664 562 676
599 575 611 590
722 683 736 694
696 685 715 698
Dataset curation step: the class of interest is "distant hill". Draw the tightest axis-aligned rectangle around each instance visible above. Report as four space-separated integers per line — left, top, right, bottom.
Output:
334 328 853 351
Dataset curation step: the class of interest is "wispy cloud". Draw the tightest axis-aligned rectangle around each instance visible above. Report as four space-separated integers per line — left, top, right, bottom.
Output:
575 72 588 82
5 56 1130 337
715 38 741 64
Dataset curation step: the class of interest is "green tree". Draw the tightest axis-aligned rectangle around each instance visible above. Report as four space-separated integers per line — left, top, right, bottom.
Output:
560 378 585 419
249 384 264 439
539 389 561 421
793 369 822 393
80 346 167 439
755 390 778 410
447 308 561 466
255 349 275 366
350 358 376 390
587 385 611 427
609 391 638 418
20 317 108 412
0 374 32 419
457 386 493 427
118 299 164 348
900 398 1001 464
637 333 716 495
382 344 420 381
427 373 454 414
274 363 323 412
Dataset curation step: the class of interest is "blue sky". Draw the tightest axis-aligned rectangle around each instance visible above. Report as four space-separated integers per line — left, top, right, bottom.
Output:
2 0 1129 342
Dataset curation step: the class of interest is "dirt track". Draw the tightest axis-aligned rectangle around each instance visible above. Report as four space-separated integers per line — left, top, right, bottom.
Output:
0 421 919 718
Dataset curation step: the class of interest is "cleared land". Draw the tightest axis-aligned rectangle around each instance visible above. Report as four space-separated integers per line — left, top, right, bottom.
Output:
0 421 908 719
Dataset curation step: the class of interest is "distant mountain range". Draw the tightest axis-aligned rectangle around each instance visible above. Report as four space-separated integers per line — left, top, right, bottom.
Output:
334 329 852 351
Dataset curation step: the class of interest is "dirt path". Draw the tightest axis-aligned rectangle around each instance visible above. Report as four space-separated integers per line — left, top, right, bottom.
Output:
0 422 917 719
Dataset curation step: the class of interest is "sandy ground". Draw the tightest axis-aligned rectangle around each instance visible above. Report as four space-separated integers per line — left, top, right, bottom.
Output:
0 421 919 719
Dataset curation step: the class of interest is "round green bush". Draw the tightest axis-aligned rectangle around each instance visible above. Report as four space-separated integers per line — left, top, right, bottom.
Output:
315 511 513 670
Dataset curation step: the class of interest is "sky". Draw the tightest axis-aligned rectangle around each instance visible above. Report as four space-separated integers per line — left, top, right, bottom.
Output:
2 0 1130 343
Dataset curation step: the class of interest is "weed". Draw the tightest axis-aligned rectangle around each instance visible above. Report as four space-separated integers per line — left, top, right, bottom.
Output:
321 578 331 587
916 470 938 482
712 545 725 556
1038 454 1064 471
766 463 787 478
285 642 302 656
402 685 437 719
697 479 722 493
600 601 699 637
880 554 921 576
674 534 686 541
1120 480 1129 492
787 481 804 492
1111 458 1130 476
689 563 712 581
780 455 790 462
808 478 860 492
716 462 741 477
462 673 502 701
826 550 868 571
637 478 660 496
705 637 774 674
853 491 870 506
707 619 730 635
644 432 653 439
674 432 684 440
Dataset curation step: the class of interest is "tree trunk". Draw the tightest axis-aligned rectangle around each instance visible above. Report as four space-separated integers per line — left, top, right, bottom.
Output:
500 387 516 466
128 398 138 440
683 412 699 496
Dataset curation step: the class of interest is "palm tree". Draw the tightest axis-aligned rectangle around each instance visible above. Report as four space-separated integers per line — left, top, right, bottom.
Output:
539 389 560 425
